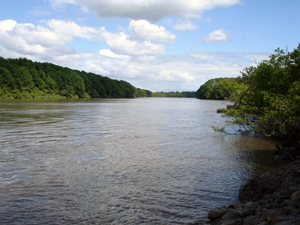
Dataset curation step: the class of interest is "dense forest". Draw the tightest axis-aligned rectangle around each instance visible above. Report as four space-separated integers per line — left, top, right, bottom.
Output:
217 44 300 142
0 57 144 99
195 77 246 101
152 91 195 98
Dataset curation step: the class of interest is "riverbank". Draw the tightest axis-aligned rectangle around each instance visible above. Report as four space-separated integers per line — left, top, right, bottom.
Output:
203 159 300 225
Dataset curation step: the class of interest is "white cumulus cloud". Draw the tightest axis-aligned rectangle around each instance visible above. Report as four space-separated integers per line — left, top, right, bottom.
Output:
0 20 74 56
129 20 176 43
0 19 172 58
203 29 231 43
104 32 167 56
52 0 241 21
46 19 107 42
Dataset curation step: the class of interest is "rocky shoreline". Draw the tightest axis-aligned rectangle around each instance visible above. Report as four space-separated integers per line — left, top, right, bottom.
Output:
201 159 300 225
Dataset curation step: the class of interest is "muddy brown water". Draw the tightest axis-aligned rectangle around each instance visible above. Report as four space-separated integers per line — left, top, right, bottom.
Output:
0 98 280 224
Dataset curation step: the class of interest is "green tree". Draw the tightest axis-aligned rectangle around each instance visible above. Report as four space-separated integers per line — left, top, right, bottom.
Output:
0 67 15 90
215 78 247 102
225 44 300 142
196 78 244 100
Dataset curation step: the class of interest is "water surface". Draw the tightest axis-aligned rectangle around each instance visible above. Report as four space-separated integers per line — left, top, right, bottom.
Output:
0 98 279 224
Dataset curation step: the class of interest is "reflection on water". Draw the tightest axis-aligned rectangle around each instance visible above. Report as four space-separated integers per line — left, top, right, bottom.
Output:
0 98 280 224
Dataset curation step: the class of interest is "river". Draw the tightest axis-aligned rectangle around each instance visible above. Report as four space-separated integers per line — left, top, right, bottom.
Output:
0 98 280 224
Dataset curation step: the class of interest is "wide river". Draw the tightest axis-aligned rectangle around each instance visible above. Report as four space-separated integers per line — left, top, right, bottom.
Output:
0 98 280 224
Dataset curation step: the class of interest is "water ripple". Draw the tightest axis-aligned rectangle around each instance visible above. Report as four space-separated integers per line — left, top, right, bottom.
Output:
0 99 279 224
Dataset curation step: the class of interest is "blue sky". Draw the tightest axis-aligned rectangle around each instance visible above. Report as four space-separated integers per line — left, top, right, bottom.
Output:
0 0 299 92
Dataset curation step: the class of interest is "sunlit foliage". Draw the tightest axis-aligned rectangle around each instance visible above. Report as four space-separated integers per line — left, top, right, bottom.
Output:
0 57 136 99
195 77 246 101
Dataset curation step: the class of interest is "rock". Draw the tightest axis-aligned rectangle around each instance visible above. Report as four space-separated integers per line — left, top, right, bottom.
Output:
222 209 240 220
263 194 272 199
291 190 300 202
274 190 290 199
208 207 228 220
273 222 291 225
227 218 243 225
243 201 258 212
284 203 299 215
242 215 262 225
264 203 273 209
266 212 278 224
207 160 300 225
239 160 300 202
289 185 300 192
216 218 243 225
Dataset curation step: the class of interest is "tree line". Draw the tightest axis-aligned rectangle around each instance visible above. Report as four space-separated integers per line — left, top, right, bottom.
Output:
0 57 140 99
0 57 199 100
152 91 195 98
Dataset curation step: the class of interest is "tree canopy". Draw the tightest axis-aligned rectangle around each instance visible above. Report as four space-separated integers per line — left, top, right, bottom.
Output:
0 57 137 99
224 44 300 142
195 77 246 101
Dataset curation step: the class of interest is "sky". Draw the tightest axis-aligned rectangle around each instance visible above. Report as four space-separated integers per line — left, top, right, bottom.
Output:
0 0 299 92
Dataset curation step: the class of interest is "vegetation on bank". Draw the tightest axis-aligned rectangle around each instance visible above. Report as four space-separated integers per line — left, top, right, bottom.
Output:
195 77 246 101
214 44 300 143
0 57 142 99
135 88 152 97
152 91 195 98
